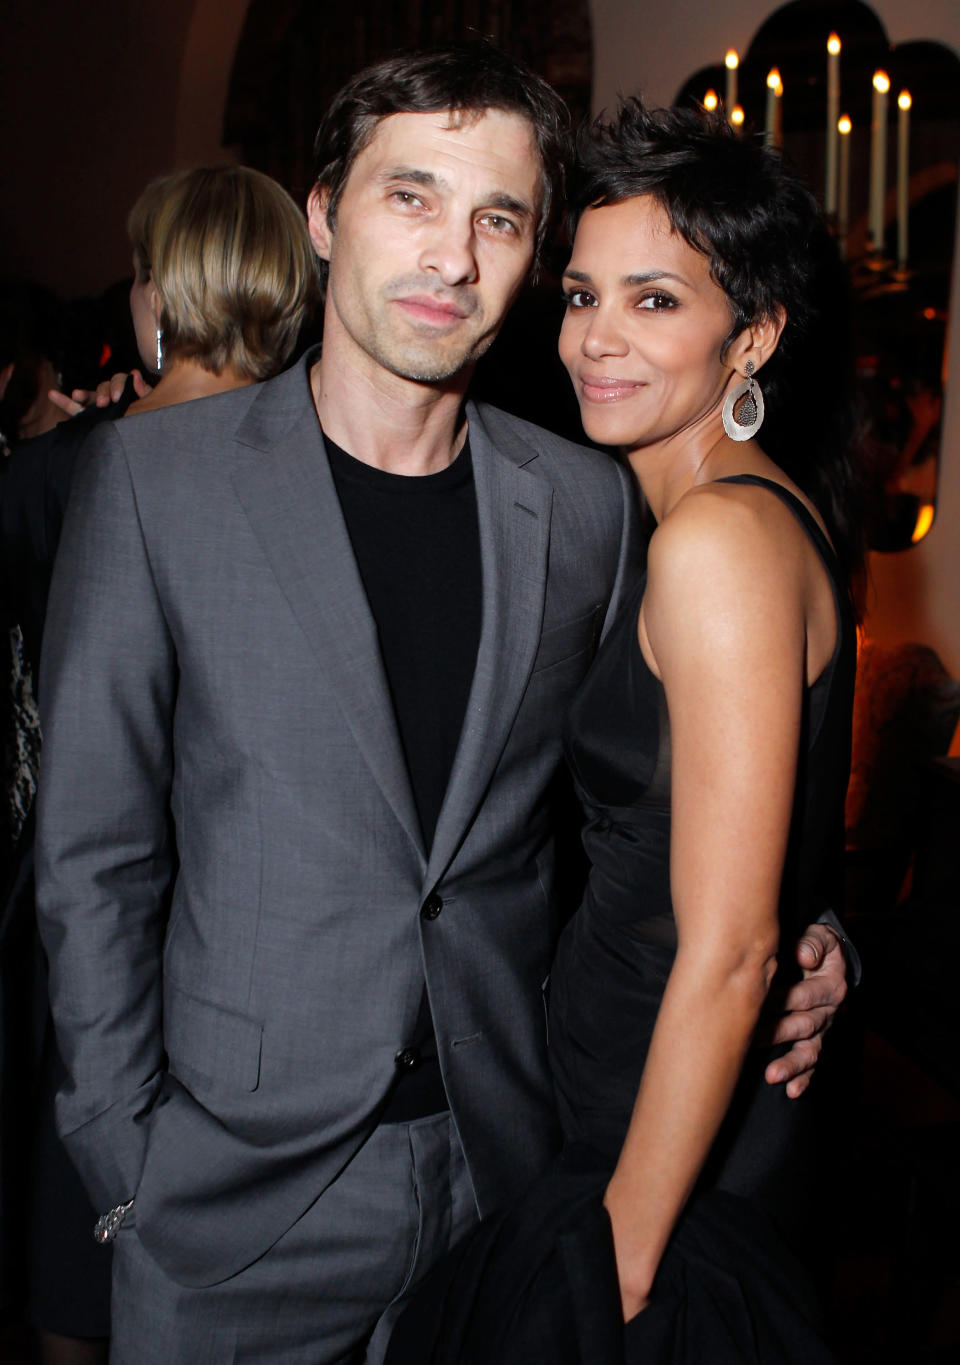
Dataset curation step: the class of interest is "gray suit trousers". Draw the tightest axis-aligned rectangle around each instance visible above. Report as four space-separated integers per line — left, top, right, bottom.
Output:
110 1114 476 1364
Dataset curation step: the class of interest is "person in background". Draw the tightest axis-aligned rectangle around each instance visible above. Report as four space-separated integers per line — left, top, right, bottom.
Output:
0 163 318 1365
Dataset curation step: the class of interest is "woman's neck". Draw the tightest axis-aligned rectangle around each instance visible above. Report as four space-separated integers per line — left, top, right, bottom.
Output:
626 412 740 525
126 356 254 414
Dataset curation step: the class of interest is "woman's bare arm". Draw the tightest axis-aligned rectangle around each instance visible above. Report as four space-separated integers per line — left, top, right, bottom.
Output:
602 484 821 1319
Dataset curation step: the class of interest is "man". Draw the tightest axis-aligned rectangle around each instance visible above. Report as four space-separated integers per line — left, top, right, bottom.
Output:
36 43 848 1364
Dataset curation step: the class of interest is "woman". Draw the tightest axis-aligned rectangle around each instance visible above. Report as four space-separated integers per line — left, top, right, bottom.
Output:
2 164 319 673
387 100 859 1364
0 163 318 1365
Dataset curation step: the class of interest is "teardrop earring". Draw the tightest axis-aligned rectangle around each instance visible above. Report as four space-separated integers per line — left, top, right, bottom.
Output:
721 360 765 441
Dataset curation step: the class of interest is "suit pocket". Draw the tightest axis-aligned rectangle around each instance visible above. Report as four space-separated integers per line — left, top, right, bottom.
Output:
164 981 263 1093
530 605 602 674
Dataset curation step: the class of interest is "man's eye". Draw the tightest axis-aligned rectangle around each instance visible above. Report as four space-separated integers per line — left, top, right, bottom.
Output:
479 214 516 235
391 191 423 208
563 289 596 309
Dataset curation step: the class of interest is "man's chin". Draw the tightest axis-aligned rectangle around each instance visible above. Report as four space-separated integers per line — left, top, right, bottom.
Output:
381 335 496 386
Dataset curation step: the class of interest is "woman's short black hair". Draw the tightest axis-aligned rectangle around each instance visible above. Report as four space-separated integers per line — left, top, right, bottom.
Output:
571 99 864 581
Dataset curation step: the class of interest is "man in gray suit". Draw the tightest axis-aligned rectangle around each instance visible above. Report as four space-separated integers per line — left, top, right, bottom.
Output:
36 44 848 1364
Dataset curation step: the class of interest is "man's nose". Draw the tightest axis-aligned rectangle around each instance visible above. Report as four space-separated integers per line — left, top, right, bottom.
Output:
418 217 479 287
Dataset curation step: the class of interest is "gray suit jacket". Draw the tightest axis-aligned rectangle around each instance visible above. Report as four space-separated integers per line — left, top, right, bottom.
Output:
35 352 638 1287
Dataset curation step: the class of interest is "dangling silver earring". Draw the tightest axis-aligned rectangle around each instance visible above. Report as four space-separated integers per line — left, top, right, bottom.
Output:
721 359 764 441
156 327 164 374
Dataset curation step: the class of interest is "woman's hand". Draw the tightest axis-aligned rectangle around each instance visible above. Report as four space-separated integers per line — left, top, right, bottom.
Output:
603 1175 653 1322
48 368 151 417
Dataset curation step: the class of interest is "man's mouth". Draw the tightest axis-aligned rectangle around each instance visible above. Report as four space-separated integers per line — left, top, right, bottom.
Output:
394 295 470 328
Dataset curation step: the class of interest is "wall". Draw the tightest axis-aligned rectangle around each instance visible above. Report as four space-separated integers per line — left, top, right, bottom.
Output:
2 0 224 299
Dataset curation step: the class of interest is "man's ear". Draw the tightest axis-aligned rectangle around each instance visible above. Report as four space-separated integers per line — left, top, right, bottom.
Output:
727 307 786 378
307 186 333 261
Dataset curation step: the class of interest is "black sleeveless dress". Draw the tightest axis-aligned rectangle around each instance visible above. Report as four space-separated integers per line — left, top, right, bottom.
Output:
386 476 855 1365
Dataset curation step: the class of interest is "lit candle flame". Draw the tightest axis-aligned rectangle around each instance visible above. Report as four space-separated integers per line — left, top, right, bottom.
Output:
767 68 782 93
898 90 912 111
725 50 739 70
827 33 841 56
703 89 719 111
730 105 745 126
873 70 890 94
911 504 934 543
838 114 852 135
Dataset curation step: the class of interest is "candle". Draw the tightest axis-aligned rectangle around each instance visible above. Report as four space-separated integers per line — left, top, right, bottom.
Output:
725 50 739 117
826 34 841 214
766 69 783 147
869 70 890 254
897 91 911 267
703 88 719 113
730 104 745 134
837 115 852 255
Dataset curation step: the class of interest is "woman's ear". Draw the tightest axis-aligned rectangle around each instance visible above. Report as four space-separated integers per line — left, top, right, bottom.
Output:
148 275 162 327
727 307 786 378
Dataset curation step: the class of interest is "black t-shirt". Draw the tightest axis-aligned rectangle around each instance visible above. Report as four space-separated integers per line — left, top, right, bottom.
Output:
326 433 483 1118
325 435 482 851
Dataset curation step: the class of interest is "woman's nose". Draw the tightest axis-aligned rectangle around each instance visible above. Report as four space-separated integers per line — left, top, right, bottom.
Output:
581 310 628 359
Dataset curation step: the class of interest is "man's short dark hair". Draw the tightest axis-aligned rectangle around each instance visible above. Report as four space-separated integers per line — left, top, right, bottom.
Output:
313 41 570 283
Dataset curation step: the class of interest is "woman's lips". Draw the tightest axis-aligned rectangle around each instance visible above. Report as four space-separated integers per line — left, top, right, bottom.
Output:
578 376 643 403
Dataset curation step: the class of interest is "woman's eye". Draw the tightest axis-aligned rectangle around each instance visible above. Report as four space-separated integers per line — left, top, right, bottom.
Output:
637 292 677 311
563 289 596 309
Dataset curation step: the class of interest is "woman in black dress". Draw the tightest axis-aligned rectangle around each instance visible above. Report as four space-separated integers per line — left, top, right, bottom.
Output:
387 100 860 1365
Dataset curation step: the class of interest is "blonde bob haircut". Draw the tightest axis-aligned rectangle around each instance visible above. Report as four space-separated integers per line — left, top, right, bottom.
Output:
127 166 319 381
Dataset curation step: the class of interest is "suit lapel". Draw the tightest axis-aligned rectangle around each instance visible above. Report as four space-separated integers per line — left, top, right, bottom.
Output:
230 359 425 864
425 402 552 888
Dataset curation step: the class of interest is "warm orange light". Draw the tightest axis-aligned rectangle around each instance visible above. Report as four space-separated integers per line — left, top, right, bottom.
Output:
730 104 745 126
827 33 841 56
725 50 739 70
911 503 935 543
703 88 719 111
898 90 912 111
838 114 852 135
767 67 783 93
923 306 937 320
873 70 890 94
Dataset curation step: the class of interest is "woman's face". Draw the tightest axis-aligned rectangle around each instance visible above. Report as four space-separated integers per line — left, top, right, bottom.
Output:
559 195 741 452
129 262 160 373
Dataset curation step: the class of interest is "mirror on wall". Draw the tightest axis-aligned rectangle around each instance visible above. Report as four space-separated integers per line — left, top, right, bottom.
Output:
677 0 959 552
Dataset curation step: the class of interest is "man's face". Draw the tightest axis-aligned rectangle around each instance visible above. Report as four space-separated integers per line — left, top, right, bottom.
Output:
308 108 542 386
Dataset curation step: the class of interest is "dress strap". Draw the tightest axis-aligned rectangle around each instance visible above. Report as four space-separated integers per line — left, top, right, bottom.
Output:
713 474 840 583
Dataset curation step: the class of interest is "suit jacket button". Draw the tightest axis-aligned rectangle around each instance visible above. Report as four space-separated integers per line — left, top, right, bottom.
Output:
395 1047 420 1071
421 894 443 921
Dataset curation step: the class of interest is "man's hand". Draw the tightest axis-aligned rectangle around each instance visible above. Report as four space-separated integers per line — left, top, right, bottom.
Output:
48 369 150 417
761 922 848 1098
